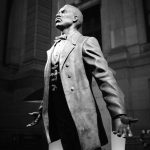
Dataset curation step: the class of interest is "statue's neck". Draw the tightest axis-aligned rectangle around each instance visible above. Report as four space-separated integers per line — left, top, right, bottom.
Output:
61 26 77 36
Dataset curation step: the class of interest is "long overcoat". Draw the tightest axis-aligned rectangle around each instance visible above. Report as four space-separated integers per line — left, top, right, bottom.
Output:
42 31 126 150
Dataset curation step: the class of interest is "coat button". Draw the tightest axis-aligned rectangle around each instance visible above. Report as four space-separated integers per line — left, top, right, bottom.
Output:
65 64 69 67
71 87 74 91
67 75 71 78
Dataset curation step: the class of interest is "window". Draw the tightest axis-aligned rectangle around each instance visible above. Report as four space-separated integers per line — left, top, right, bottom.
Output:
143 0 150 42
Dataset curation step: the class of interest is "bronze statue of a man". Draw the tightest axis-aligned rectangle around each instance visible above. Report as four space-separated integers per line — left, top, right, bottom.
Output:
27 4 137 150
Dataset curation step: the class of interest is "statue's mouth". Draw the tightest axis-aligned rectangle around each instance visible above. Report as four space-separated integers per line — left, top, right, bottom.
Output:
55 18 62 23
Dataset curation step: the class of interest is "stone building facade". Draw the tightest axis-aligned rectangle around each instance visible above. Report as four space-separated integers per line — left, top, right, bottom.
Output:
0 0 150 150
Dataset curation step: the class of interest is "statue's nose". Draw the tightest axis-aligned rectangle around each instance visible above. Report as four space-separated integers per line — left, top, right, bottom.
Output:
56 12 61 18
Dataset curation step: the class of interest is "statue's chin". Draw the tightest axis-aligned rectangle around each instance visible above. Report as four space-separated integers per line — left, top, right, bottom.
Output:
56 24 64 31
55 23 72 31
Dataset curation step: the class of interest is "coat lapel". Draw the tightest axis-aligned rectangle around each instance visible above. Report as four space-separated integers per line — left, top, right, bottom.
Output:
45 45 55 77
59 31 81 71
59 41 75 71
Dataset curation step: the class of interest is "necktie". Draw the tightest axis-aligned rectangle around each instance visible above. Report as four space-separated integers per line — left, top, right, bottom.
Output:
54 34 67 43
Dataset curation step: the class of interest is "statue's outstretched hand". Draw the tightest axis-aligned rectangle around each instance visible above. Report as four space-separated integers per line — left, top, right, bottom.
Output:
112 115 138 138
26 106 42 127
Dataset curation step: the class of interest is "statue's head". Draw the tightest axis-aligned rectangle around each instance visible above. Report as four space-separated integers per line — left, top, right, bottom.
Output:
55 4 83 31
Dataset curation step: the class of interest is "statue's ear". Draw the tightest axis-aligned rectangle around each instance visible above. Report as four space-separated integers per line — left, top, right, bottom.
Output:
73 15 78 23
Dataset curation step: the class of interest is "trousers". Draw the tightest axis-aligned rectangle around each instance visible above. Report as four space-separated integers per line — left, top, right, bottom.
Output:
48 71 81 150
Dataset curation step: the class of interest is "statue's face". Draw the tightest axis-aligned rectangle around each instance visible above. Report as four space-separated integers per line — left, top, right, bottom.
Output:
55 5 75 30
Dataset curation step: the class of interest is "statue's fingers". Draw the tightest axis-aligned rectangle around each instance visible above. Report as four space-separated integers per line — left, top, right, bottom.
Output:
126 125 133 137
28 112 39 120
26 114 41 128
33 114 41 123
112 130 117 135
26 121 37 127
117 126 124 137
128 130 133 137
129 118 138 124
121 127 128 138
26 122 34 127
122 132 126 138
34 117 40 123
28 112 39 116
26 123 32 127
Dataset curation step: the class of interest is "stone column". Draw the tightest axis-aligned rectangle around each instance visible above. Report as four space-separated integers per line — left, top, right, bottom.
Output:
24 0 51 69
6 0 27 68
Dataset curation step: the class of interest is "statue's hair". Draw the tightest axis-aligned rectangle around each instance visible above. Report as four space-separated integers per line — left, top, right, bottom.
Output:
65 4 83 29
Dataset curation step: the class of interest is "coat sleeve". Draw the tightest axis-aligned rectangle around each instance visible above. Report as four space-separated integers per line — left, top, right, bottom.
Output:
82 37 126 118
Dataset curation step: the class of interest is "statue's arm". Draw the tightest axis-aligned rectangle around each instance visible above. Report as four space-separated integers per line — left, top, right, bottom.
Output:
82 37 138 137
